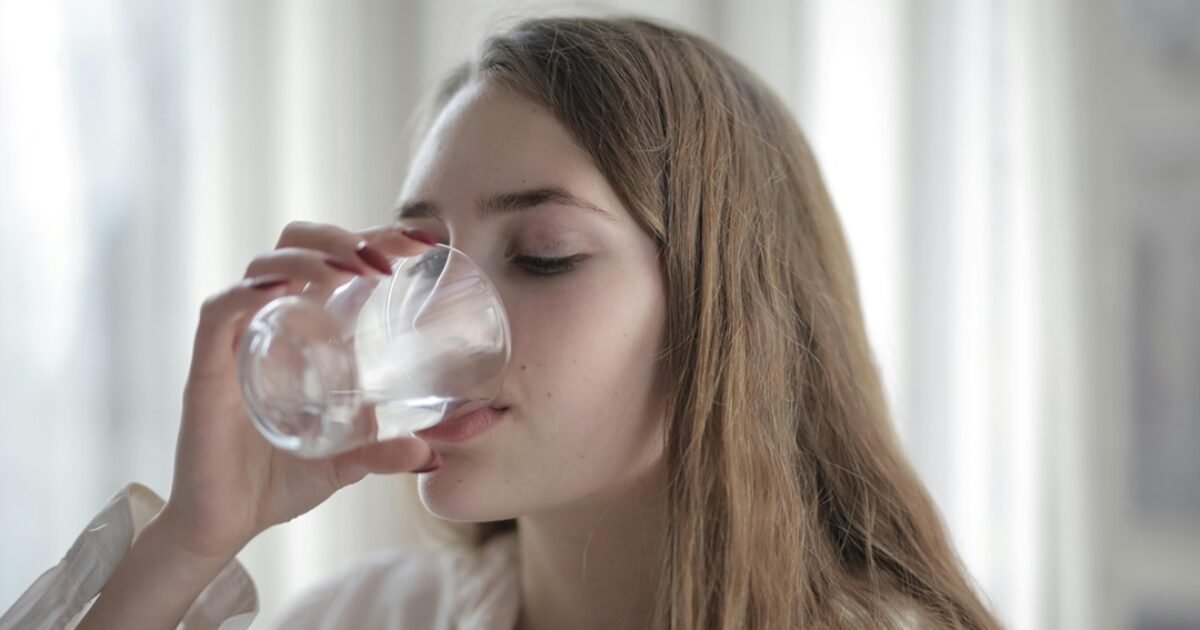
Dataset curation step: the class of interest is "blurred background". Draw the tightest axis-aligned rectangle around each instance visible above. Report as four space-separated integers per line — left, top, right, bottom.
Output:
1 0 1197 628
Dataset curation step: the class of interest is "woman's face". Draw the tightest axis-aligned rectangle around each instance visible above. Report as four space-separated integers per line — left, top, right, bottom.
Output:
397 79 667 522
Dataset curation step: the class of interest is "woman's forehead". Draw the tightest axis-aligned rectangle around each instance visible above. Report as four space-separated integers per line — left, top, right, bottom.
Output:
401 80 611 215
428 81 580 164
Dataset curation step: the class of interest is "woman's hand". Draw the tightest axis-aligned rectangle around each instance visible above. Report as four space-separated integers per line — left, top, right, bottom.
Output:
159 221 440 560
77 222 443 630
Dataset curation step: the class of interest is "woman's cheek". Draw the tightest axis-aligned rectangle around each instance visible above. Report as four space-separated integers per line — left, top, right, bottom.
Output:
505 264 615 345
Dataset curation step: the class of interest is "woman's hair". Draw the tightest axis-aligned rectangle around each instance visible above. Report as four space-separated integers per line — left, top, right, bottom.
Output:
408 15 1001 630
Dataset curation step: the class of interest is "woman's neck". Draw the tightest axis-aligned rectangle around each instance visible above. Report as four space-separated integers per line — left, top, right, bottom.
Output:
514 461 667 630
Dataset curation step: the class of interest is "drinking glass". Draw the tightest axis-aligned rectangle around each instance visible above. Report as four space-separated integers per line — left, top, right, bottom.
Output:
236 243 510 457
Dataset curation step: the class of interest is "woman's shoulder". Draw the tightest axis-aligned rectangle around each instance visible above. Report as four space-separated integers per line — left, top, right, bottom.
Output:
272 530 519 629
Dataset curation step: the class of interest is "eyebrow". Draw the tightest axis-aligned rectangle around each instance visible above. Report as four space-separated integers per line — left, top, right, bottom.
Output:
393 186 616 223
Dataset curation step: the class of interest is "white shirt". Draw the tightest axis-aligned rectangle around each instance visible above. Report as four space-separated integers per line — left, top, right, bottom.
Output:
0 483 522 630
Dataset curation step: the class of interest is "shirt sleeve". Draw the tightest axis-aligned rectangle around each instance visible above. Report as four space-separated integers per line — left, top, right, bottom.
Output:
0 482 258 630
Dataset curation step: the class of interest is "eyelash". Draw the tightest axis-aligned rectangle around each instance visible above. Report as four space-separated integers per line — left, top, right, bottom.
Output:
513 254 584 276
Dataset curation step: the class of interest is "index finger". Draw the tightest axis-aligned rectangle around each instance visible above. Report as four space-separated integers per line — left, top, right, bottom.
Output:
357 223 441 257
272 221 436 275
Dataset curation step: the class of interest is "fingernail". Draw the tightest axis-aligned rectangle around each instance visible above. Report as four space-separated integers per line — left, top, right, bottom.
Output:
413 450 443 473
401 228 439 247
355 241 394 275
250 276 289 290
325 257 365 275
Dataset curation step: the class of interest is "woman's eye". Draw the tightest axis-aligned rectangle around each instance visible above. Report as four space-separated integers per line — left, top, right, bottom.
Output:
513 254 584 276
407 247 448 278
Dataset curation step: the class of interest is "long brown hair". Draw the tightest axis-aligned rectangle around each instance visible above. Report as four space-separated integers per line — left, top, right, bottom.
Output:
410 15 1001 630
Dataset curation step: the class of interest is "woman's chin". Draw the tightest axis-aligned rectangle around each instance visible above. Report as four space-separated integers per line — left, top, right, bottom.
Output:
416 470 511 522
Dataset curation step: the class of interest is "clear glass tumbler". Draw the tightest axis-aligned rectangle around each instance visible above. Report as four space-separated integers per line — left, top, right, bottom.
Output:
236 243 510 458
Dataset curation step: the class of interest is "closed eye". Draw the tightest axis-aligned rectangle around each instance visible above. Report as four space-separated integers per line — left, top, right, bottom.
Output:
513 254 586 276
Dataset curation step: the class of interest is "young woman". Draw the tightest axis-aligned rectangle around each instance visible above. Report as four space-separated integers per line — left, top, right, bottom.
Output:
9 15 1001 630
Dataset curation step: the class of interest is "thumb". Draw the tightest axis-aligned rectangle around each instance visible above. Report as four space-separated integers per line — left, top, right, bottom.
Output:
331 437 439 486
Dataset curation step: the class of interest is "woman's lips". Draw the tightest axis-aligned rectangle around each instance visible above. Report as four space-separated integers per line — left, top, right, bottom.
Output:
414 405 509 444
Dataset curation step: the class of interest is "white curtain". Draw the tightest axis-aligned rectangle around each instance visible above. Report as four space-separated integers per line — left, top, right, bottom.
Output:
0 1 1169 628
